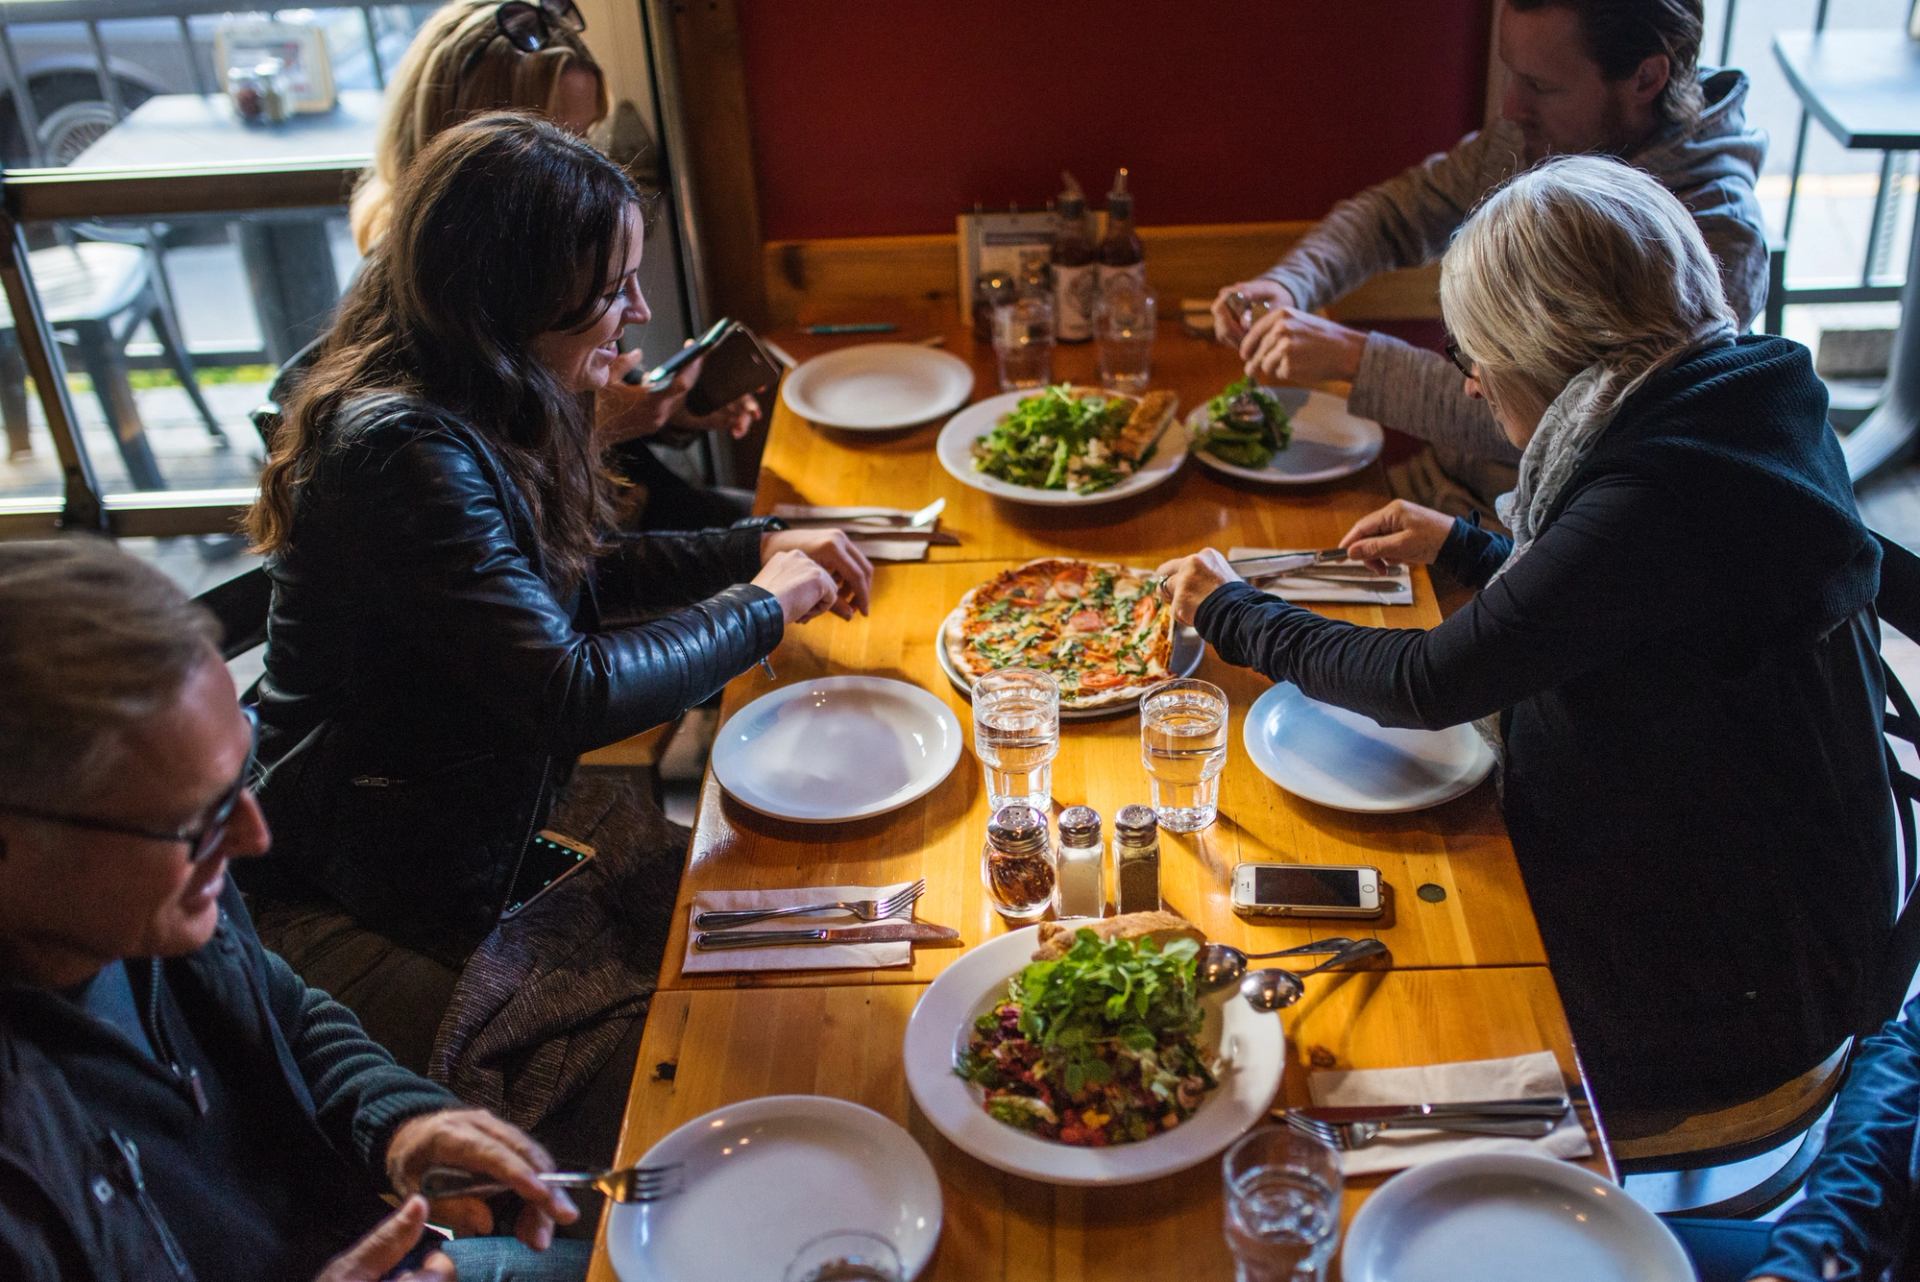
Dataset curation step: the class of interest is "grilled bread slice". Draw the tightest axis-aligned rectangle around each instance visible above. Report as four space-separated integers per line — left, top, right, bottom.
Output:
1031 910 1204 961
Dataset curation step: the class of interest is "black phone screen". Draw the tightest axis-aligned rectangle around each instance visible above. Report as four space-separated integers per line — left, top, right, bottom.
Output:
1250 866 1366 908
502 834 593 917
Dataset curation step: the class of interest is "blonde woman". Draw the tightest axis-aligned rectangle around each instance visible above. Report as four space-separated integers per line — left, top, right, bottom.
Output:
1159 155 1891 1116
346 0 757 524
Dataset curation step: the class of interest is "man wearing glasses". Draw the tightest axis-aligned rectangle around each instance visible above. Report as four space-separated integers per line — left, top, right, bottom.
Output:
0 538 586 1281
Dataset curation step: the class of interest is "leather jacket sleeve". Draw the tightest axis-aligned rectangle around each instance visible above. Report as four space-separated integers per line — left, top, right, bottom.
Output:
338 428 785 754
593 518 771 617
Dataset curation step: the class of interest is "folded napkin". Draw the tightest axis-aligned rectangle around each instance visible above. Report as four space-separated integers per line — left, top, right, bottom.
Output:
774 503 934 562
1229 546 1413 606
681 881 920 974
1306 1050 1592 1176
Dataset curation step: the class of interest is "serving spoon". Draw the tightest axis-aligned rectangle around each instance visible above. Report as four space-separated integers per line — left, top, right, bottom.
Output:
1195 937 1361 995
1239 938 1391 1012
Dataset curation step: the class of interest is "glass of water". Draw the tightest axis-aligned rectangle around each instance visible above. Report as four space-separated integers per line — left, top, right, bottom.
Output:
973 666 1060 813
1096 283 1156 394
992 295 1056 391
783 1230 902 1282
1140 677 1229 832
1222 1126 1342 1282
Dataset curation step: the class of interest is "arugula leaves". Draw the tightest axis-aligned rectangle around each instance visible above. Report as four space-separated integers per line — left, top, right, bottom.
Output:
970 385 1134 493
1194 377 1292 468
1005 929 1204 1094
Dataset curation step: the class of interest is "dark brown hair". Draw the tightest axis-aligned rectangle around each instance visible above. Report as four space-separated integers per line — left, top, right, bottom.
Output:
248 111 639 589
1510 0 1705 126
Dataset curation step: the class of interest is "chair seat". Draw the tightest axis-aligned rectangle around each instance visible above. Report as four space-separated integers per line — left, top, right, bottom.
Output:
0 243 148 330
1608 1041 1851 1169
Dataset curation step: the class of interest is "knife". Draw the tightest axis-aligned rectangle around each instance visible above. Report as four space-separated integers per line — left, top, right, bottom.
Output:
1229 549 1346 576
1284 1095 1571 1124
693 922 962 950
843 528 960 545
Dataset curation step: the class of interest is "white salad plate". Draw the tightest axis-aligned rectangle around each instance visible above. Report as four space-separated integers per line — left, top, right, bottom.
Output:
1187 386 1383 485
606 1094 943 1282
781 342 976 431
903 926 1284 1186
712 676 963 823
933 605 1204 722
935 388 1188 508
1243 682 1495 814
1342 1151 1692 1282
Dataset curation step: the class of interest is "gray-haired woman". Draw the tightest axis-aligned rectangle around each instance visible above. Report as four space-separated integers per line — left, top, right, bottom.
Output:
1158 155 1892 1115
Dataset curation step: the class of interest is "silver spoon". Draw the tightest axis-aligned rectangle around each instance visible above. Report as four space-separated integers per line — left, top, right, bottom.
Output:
1239 938 1390 1012
1195 938 1361 995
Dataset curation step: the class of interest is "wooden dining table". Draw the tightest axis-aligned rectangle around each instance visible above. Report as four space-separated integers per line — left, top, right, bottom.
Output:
585 304 1610 1281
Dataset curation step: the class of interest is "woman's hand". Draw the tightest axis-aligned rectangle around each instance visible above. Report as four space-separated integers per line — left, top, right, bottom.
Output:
752 549 842 624
385 1107 576 1249
760 529 873 619
1339 499 1456 572
1239 306 1367 386
1152 548 1242 626
595 349 699 446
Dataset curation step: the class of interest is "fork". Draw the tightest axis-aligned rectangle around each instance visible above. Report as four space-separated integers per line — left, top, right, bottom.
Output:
1283 1112 1560 1150
418 1162 684 1204
781 498 946 529
692 878 926 930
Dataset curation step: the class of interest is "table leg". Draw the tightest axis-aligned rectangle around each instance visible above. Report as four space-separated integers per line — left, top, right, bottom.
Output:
236 214 341 368
1843 208 1920 482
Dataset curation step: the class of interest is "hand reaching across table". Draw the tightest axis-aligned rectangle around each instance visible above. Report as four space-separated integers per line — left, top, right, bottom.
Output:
757 528 874 622
1153 548 1243 627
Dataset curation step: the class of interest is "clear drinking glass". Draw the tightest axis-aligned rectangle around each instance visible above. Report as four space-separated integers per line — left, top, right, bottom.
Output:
992 295 1056 391
1096 284 1156 394
783 1230 903 1282
1221 1126 1343 1282
1139 677 1228 832
973 667 1061 812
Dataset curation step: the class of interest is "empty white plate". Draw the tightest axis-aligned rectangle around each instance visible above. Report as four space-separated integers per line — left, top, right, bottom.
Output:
1243 682 1495 813
781 343 976 430
1187 387 1383 485
607 1094 943 1282
712 676 962 822
1343 1152 1692 1282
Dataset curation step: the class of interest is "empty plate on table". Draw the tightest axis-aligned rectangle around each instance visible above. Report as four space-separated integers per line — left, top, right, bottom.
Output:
1343 1152 1692 1282
606 1094 943 1282
712 676 963 823
932 606 1205 721
781 343 975 430
935 388 1188 508
1243 682 1494 813
1188 387 1383 485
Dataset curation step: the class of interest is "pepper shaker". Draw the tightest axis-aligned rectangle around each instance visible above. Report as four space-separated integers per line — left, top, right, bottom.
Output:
1112 804 1161 914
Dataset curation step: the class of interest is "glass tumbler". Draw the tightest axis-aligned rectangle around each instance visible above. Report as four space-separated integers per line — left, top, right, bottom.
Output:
1139 677 1228 832
992 296 1056 391
972 666 1060 813
1095 284 1156 394
1221 1126 1343 1282
783 1230 903 1282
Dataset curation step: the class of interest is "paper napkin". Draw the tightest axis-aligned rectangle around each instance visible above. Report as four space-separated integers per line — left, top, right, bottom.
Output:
1229 546 1414 606
681 881 921 974
774 503 934 562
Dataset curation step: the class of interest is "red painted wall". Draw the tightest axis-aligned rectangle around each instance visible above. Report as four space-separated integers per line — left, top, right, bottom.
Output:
737 1 1494 241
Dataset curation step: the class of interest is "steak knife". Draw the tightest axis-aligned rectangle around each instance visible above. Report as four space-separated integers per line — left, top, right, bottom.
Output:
694 922 962 950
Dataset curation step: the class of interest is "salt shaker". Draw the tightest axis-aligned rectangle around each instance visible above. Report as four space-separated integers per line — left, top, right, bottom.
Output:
1112 804 1161 914
983 804 1055 920
1054 806 1106 918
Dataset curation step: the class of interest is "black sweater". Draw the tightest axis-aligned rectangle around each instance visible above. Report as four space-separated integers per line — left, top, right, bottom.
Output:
1197 336 1894 1110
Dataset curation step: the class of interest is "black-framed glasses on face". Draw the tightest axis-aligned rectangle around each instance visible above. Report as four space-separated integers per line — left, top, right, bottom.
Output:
0 707 259 865
1444 338 1475 380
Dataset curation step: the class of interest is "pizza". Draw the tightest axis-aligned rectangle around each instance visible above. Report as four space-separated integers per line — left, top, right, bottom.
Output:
945 558 1177 709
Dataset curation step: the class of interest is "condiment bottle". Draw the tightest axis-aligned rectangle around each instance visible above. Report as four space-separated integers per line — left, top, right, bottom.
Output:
1051 172 1097 344
1112 804 1161 914
1054 805 1106 918
972 269 1017 342
983 804 1056 920
1097 167 1146 299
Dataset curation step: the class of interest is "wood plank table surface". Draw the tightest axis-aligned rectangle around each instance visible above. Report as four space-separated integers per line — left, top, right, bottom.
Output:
588 309 1602 1280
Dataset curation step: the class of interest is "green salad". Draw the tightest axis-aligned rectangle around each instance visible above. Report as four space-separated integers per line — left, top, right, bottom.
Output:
955 929 1218 1146
970 385 1144 495
1193 377 1292 468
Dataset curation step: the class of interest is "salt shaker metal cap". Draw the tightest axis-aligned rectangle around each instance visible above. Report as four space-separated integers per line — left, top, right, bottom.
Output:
1115 804 1158 844
1057 805 1101 845
988 804 1048 855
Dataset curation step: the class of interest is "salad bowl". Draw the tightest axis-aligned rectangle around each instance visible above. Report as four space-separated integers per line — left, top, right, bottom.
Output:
936 387 1188 508
903 926 1285 1186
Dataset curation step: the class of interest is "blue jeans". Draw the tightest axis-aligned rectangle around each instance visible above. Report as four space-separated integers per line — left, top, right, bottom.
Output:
1667 1217 1775 1282
437 1236 592 1282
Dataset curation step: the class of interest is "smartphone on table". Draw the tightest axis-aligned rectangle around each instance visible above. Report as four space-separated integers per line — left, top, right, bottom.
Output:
1230 862 1385 919
500 830 596 919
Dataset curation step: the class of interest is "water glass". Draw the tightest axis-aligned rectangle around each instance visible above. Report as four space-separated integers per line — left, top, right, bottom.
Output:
1096 285 1156 394
992 296 1056 391
783 1230 903 1282
1139 678 1228 832
973 666 1060 813
1222 1126 1343 1282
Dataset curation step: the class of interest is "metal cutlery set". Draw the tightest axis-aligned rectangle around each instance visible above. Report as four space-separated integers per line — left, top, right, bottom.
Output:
1276 1096 1573 1151
691 878 947 950
779 498 958 544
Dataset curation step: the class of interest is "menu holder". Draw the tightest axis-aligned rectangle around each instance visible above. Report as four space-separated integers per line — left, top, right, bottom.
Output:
214 19 337 115
955 208 1055 321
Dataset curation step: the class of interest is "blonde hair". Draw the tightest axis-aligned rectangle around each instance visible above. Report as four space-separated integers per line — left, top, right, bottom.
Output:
349 0 609 252
1440 154 1734 413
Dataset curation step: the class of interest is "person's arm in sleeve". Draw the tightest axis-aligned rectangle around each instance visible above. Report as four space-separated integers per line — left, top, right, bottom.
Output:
1345 337 1524 463
593 518 771 614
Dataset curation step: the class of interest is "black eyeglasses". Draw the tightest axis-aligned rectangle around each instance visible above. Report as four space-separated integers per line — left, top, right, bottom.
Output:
0 707 259 864
462 0 587 76
1444 337 1475 379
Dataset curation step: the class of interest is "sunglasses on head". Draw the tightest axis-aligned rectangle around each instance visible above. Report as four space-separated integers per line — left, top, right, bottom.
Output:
462 0 587 76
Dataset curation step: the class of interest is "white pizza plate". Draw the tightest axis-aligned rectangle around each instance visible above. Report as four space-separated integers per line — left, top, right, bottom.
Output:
1187 386 1383 485
934 605 1203 722
1343 1152 1691 1282
904 926 1284 1186
606 1094 943 1282
780 343 976 431
1243 682 1495 813
712 676 963 823
935 387 1187 507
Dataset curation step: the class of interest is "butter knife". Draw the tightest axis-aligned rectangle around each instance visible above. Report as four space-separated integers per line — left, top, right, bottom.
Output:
843 528 960 545
1285 1095 1570 1125
694 921 961 950
1229 549 1346 576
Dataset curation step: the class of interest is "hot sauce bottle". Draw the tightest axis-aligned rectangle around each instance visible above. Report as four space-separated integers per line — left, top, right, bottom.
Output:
1052 172 1097 344
1097 167 1146 299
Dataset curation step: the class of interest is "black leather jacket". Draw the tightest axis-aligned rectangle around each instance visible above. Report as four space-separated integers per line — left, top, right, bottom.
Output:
247 395 784 962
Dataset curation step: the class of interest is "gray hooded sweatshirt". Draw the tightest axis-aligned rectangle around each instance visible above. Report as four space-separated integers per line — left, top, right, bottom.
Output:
1260 67 1768 512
